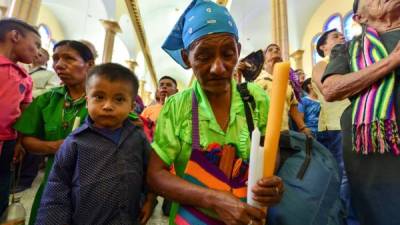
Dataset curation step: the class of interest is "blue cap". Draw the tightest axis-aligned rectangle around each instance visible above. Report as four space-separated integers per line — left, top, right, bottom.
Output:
162 0 239 69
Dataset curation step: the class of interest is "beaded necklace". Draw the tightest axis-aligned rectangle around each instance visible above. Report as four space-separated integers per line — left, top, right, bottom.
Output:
61 91 85 130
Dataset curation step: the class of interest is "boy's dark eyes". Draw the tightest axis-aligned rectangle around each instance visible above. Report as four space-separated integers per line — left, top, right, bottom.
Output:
94 95 104 100
115 96 125 102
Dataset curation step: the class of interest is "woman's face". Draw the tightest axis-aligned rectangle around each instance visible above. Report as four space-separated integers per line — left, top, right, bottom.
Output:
53 45 93 87
184 33 240 95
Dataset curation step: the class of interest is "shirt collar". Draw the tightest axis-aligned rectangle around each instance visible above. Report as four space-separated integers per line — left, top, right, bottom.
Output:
0 55 29 78
193 79 243 134
52 86 86 105
73 117 133 141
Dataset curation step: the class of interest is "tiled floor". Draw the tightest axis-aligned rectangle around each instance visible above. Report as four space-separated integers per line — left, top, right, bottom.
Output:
13 171 168 225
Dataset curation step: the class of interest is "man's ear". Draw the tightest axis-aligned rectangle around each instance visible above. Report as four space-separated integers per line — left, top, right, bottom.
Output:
181 49 191 68
353 13 366 24
319 44 326 56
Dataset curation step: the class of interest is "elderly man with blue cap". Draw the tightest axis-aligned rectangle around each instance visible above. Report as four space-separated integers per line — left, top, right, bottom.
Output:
147 0 284 224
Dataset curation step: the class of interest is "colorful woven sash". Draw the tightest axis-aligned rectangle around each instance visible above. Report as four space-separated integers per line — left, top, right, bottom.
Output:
175 92 248 225
350 26 400 155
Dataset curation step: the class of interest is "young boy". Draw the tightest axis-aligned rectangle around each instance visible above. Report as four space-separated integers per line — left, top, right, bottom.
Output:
0 18 40 215
298 78 321 137
36 63 154 225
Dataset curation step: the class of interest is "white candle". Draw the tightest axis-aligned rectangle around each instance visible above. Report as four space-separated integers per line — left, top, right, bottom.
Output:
72 117 81 131
247 127 264 208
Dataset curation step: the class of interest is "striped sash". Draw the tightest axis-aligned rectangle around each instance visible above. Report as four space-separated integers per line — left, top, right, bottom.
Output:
350 26 400 155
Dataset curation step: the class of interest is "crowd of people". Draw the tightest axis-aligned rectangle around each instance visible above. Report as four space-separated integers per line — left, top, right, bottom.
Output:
0 0 399 224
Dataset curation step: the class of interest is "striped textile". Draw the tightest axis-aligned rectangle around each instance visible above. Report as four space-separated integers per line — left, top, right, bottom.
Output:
350 26 400 155
175 150 248 225
175 92 248 225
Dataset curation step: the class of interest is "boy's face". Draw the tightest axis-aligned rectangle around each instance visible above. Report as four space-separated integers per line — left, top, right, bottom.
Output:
86 75 134 130
14 31 41 64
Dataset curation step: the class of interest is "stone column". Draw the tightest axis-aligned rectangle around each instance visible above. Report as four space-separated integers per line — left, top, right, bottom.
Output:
7 0 41 25
126 59 146 99
143 90 151 105
0 6 7 18
100 19 121 63
289 49 304 70
125 59 138 72
138 80 146 100
271 0 289 60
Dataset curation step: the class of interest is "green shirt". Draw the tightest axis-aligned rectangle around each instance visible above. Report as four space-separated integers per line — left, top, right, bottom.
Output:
14 86 87 140
151 79 269 223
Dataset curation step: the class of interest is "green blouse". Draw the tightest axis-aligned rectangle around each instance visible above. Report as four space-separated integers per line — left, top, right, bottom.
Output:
14 86 87 140
152 80 269 223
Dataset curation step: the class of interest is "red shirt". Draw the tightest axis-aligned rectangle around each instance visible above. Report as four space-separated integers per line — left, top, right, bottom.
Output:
0 55 32 140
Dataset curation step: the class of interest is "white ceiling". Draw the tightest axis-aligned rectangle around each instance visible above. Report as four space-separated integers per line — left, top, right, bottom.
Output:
40 0 324 90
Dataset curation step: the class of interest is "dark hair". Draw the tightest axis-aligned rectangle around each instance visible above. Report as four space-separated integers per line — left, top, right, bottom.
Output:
353 0 360 13
264 43 280 54
295 69 304 75
87 63 139 98
53 40 94 62
302 78 312 94
316 29 337 57
159 75 177 87
0 18 40 41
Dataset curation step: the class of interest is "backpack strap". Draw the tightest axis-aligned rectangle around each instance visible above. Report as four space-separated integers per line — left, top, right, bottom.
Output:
296 135 313 180
237 82 256 137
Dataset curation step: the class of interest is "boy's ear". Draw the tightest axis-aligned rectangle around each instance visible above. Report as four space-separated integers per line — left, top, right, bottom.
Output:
10 30 20 43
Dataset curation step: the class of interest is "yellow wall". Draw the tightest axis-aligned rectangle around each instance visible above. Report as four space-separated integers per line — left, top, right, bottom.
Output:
37 5 65 41
301 0 352 76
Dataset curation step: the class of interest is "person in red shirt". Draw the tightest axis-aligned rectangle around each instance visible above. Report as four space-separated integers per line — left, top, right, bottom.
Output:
0 18 40 216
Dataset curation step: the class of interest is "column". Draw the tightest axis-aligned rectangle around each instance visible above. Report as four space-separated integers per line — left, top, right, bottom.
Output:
143 90 151 105
139 80 146 100
0 6 7 18
7 0 41 25
289 50 304 70
125 59 138 72
100 19 121 63
271 0 289 60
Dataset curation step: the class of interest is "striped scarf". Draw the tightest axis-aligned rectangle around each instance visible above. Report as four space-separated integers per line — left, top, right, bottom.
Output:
350 26 400 155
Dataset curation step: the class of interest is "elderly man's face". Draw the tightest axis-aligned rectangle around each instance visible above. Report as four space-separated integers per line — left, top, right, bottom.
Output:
355 0 400 24
184 33 240 95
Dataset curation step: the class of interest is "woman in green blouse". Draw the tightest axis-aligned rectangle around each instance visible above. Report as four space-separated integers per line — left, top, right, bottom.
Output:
147 1 284 225
14 40 94 225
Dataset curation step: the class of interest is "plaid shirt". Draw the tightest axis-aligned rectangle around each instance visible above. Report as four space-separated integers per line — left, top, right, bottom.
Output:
36 118 150 225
